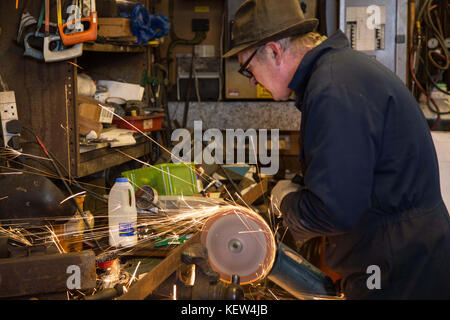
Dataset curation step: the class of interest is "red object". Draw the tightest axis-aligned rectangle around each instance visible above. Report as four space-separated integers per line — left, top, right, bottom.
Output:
112 113 165 132
97 259 116 270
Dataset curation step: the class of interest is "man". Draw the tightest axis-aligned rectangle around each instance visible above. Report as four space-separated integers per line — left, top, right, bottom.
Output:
223 0 450 299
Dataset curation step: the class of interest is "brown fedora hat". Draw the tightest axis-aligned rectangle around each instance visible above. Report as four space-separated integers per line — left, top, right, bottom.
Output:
223 0 319 58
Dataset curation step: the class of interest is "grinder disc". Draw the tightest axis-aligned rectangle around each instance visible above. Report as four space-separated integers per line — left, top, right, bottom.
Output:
201 207 276 285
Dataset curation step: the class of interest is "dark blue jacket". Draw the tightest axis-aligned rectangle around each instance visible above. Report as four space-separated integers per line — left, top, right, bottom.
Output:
281 30 450 299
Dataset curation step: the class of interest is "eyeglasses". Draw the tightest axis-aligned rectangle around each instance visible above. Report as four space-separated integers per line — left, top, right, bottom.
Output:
238 49 258 79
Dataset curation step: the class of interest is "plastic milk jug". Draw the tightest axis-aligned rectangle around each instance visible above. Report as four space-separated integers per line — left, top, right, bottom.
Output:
108 178 137 247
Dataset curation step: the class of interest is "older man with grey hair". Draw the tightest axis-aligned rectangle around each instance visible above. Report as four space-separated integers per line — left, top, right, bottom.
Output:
223 0 450 299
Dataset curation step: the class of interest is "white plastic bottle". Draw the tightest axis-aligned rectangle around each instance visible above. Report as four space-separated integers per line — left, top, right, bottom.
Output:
108 178 137 247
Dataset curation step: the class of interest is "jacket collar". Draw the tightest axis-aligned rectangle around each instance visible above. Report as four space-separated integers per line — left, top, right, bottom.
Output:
288 30 349 110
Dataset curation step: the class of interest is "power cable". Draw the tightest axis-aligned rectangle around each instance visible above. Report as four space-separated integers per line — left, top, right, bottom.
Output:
410 0 450 129
22 125 105 250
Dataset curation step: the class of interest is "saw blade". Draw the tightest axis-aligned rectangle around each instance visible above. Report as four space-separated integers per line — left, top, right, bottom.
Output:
201 207 276 285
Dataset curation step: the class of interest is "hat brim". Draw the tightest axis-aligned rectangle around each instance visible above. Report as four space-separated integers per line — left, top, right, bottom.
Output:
222 18 319 58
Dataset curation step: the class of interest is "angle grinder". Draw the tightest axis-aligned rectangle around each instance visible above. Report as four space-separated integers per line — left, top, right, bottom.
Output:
200 207 339 299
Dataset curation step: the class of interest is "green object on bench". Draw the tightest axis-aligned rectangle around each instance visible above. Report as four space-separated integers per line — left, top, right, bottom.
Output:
122 162 199 196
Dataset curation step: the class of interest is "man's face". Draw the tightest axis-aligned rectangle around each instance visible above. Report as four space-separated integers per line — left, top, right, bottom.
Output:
237 45 293 101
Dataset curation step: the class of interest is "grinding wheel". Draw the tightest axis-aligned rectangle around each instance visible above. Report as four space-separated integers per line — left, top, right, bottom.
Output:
201 207 276 285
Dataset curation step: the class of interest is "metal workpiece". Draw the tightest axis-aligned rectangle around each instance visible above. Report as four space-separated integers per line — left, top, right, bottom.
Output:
190 271 244 300
152 269 245 300
149 243 245 300
181 242 244 300
181 243 220 281
83 284 125 300
118 233 202 300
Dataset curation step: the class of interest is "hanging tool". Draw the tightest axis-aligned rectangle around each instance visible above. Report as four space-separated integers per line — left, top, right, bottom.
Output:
43 35 83 62
43 0 83 62
141 70 166 113
42 0 55 58
44 0 49 34
58 0 97 46
17 11 37 44
24 32 46 60
23 2 47 60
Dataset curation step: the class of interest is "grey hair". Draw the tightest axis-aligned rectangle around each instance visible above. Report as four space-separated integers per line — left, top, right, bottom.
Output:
256 32 327 60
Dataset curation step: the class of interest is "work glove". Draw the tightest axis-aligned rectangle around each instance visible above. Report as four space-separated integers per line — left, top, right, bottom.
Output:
270 179 302 219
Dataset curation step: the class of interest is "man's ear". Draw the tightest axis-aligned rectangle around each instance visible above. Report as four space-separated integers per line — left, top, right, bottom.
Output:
265 42 283 66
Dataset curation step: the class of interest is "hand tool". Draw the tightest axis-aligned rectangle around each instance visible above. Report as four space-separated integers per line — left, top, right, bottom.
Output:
43 35 83 62
17 11 37 44
23 2 46 60
43 0 83 62
24 32 46 60
58 0 97 46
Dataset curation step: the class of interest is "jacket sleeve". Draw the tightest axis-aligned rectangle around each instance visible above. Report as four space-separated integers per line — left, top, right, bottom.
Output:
281 84 382 240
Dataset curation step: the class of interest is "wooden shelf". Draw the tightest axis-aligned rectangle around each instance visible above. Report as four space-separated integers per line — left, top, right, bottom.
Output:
83 42 147 53
78 135 152 177
83 40 161 53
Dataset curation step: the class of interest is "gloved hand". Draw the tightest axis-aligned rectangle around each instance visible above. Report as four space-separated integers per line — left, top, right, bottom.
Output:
270 180 302 218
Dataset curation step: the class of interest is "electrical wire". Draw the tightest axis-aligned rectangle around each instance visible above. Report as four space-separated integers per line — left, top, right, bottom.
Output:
165 0 208 94
410 0 450 130
415 1 450 84
17 136 108 203
410 45 444 130
21 125 105 250
424 1 450 71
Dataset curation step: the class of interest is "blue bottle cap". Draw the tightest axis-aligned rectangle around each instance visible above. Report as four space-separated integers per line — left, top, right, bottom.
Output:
116 178 129 183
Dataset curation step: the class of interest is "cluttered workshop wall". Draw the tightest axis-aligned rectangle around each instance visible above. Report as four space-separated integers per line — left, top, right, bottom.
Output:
154 0 226 88
0 0 79 175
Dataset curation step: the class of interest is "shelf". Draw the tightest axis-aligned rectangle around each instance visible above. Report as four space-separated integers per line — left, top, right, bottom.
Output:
83 42 147 53
83 40 161 53
78 135 153 177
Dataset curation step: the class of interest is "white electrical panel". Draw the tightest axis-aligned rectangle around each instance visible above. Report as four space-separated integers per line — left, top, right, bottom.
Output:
339 0 408 84
345 6 386 51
